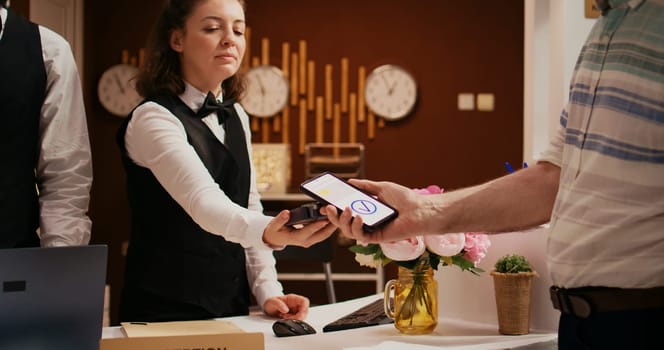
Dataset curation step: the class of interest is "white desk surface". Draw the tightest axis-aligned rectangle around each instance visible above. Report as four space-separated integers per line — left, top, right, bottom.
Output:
103 294 557 350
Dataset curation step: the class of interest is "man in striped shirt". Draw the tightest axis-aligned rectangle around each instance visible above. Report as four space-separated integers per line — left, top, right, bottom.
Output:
325 0 663 348
538 0 664 348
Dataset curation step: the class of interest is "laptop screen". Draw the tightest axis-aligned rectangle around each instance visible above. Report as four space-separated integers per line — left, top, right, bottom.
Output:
0 245 108 350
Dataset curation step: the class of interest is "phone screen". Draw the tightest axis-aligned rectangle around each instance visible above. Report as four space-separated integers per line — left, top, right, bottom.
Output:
300 173 397 228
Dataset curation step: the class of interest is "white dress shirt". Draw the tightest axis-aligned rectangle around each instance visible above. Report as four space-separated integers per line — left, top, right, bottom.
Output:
124 83 283 307
0 8 93 247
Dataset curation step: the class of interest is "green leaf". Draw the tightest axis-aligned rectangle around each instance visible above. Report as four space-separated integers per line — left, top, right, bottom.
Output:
451 255 475 272
468 266 485 276
349 244 381 255
428 253 441 271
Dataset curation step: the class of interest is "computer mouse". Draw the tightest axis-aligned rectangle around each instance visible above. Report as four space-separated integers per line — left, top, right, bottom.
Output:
272 319 317 337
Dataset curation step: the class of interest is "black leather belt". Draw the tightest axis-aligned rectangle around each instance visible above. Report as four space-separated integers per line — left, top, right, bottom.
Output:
550 286 664 319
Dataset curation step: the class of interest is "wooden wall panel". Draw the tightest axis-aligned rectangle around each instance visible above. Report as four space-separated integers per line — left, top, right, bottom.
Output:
243 0 524 190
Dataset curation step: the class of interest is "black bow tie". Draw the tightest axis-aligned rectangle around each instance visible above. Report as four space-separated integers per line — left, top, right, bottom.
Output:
196 91 236 124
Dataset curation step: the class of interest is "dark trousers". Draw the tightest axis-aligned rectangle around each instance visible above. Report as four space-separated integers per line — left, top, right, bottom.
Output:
558 307 664 349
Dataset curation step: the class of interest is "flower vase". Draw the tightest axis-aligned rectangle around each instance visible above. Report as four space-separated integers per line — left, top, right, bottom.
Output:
384 266 438 334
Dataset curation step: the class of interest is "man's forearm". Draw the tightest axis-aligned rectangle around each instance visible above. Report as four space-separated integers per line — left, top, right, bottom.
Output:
428 161 560 234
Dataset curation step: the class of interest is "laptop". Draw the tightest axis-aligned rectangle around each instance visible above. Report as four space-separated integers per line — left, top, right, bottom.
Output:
0 245 108 350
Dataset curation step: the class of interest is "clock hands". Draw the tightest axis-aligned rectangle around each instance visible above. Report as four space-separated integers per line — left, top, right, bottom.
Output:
255 75 269 113
380 73 398 96
256 75 267 97
113 73 126 95
388 80 398 96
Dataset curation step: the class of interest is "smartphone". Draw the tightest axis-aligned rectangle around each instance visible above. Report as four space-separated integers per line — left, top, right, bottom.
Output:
300 172 398 231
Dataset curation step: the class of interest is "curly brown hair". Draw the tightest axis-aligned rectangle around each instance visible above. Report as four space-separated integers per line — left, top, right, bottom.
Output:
135 0 246 100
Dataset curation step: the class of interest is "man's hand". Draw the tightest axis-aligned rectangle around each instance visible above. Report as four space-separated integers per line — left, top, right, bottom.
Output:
322 179 431 243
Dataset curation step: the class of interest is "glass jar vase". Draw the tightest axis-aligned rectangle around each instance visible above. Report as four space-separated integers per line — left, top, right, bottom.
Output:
384 265 438 334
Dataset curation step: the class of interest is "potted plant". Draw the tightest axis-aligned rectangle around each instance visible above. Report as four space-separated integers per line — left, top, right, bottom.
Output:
490 254 538 335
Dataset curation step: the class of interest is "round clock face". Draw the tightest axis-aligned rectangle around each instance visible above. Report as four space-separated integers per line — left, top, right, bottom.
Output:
97 64 142 117
364 64 418 120
241 65 289 118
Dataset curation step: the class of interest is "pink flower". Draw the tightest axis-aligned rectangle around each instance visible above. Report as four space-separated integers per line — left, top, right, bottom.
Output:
413 185 443 195
424 233 466 257
463 232 491 266
380 236 426 261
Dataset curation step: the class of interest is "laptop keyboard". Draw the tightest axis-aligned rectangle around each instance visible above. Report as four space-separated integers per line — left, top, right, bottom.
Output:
323 298 393 332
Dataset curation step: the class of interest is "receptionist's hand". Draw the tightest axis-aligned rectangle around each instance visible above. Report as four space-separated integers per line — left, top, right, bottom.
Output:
263 294 310 320
262 210 336 248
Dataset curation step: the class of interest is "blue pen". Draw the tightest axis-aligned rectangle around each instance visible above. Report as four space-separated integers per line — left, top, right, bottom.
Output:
504 162 515 174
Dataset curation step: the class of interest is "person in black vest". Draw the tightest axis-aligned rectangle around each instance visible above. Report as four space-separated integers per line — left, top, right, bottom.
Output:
117 0 337 322
0 1 92 249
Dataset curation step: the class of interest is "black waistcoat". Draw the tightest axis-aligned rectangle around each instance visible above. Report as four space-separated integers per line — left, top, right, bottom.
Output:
0 9 46 248
117 94 252 319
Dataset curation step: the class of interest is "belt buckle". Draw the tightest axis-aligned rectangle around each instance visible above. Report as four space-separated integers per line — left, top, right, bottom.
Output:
550 286 563 311
550 286 592 319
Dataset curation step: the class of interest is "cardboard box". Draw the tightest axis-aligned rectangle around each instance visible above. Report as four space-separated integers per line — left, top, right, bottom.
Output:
99 332 264 350
100 320 264 350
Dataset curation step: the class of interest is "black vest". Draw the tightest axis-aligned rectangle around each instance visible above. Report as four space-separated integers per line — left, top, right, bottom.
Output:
117 94 253 320
0 9 46 248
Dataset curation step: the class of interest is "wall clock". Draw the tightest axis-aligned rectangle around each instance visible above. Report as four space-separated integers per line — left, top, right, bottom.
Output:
97 64 142 117
364 64 418 120
241 65 289 117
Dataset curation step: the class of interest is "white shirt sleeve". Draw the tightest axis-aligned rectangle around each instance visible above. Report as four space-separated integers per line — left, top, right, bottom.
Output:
124 99 273 249
36 26 93 247
239 105 284 304
246 247 284 308
537 105 566 167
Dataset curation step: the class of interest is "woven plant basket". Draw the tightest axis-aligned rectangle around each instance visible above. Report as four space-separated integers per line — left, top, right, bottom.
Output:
490 270 537 335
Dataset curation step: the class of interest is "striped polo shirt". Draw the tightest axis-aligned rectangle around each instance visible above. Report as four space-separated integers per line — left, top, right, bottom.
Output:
539 0 664 288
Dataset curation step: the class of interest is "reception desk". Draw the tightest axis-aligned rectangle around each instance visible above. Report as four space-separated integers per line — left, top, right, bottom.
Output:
102 294 557 350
